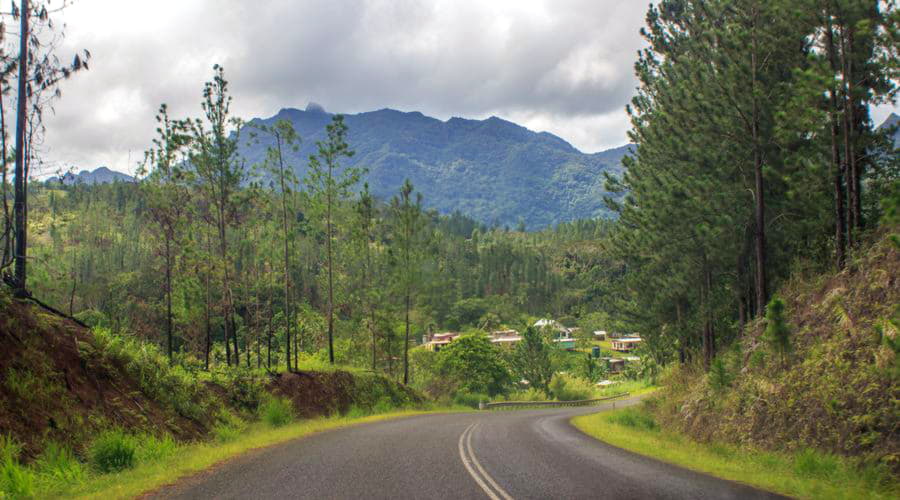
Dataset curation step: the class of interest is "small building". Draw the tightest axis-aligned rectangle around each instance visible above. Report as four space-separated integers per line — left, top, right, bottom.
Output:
423 332 460 352
593 330 607 340
489 329 522 349
602 357 626 374
611 337 642 352
534 318 564 331
535 319 578 350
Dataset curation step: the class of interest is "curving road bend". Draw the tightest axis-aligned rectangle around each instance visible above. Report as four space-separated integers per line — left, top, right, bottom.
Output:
152 397 784 499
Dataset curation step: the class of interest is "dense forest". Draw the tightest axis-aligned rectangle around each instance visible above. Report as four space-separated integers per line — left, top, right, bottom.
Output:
604 0 899 367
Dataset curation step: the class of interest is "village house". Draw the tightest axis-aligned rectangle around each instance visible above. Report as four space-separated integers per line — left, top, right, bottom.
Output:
489 329 522 349
422 332 460 352
423 330 523 352
533 319 577 350
602 357 626 374
611 337 643 352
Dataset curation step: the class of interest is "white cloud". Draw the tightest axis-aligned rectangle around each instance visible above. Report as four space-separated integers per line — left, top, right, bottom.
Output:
39 0 650 175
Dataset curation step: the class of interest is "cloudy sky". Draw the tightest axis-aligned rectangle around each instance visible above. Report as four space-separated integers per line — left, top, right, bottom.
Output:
39 0 900 177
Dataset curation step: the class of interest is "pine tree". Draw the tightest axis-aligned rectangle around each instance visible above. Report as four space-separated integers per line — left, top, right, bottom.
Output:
304 115 360 364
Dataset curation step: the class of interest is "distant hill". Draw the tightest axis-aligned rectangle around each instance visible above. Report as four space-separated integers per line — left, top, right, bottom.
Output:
878 112 899 147
46 166 134 186
240 104 629 229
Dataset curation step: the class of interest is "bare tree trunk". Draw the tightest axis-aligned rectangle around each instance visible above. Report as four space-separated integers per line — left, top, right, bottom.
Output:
326 181 335 364
751 13 767 313
69 247 77 316
840 25 860 246
825 15 847 269
278 136 293 373
1 93 11 267
204 227 212 370
165 235 174 363
12 0 29 297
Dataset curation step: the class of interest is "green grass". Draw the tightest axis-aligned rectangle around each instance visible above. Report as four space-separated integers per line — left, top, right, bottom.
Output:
44 410 437 499
258 396 294 427
596 379 659 398
572 407 899 499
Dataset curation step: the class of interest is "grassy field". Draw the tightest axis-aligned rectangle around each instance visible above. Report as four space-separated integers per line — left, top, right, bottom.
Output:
572 406 899 500
42 410 443 499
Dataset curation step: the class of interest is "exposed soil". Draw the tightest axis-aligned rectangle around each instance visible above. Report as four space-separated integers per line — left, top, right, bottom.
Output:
268 371 357 418
0 293 426 461
0 297 207 459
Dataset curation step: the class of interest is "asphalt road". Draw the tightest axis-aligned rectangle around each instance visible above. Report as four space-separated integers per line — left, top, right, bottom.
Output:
152 398 784 500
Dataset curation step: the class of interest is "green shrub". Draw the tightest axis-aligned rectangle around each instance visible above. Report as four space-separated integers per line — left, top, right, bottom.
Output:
212 410 246 443
372 397 395 414
35 441 85 484
89 430 137 473
135 434 177 463
549 373 594 401
764 296 792 367
516 387 550 402
609 407 659 432
345 405 369 419
708 358 733 392
259 396 294 428
453 392 488 408
793 448 840 478
0 435 35 498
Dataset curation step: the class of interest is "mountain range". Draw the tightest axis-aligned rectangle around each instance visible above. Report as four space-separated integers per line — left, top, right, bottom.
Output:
46 167 134 186
240 104 630 229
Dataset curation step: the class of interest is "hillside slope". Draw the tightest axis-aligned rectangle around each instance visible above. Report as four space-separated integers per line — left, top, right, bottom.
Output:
241 104 629 229
654 232 899 469
0 291 423 460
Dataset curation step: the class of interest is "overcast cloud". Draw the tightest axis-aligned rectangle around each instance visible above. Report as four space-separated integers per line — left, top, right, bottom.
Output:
37 0 900 176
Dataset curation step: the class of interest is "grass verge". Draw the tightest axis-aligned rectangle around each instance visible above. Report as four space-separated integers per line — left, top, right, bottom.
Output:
572 406 899 500
45 410 438 499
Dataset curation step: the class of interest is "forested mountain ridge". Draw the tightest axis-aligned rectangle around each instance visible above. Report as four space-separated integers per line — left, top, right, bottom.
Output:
45 166 135 185
240 104 630 229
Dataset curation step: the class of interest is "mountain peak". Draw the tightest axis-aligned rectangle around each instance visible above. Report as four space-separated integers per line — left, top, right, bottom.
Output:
305 102 326 114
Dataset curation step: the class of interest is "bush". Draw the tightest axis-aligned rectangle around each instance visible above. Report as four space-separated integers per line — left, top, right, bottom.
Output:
453 392 488 408
549 373 594 401
0 436 35 498
89 430 137 473
259 396 294 428
514 388 550 402
35 441 85 484
708 358 733 392
372 397 395 414
135 434 177 463
345 405 369 419
213 410 246 443
609 407 659 432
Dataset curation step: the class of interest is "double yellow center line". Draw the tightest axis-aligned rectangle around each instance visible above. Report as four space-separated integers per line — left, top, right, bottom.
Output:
458 423 514 500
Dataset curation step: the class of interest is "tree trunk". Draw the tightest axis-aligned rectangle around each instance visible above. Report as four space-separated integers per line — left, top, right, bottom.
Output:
69 248 77 316
840 25 860 246
1 92 11 267
204 228 212 371
403 290 410 385
279 136 293 373
326 173 335 364
751 17 768 313
825 15 847 269
12 0 29 297
165 235 174 364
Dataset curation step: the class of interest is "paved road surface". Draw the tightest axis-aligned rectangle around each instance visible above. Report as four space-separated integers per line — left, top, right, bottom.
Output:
152 397 784 499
